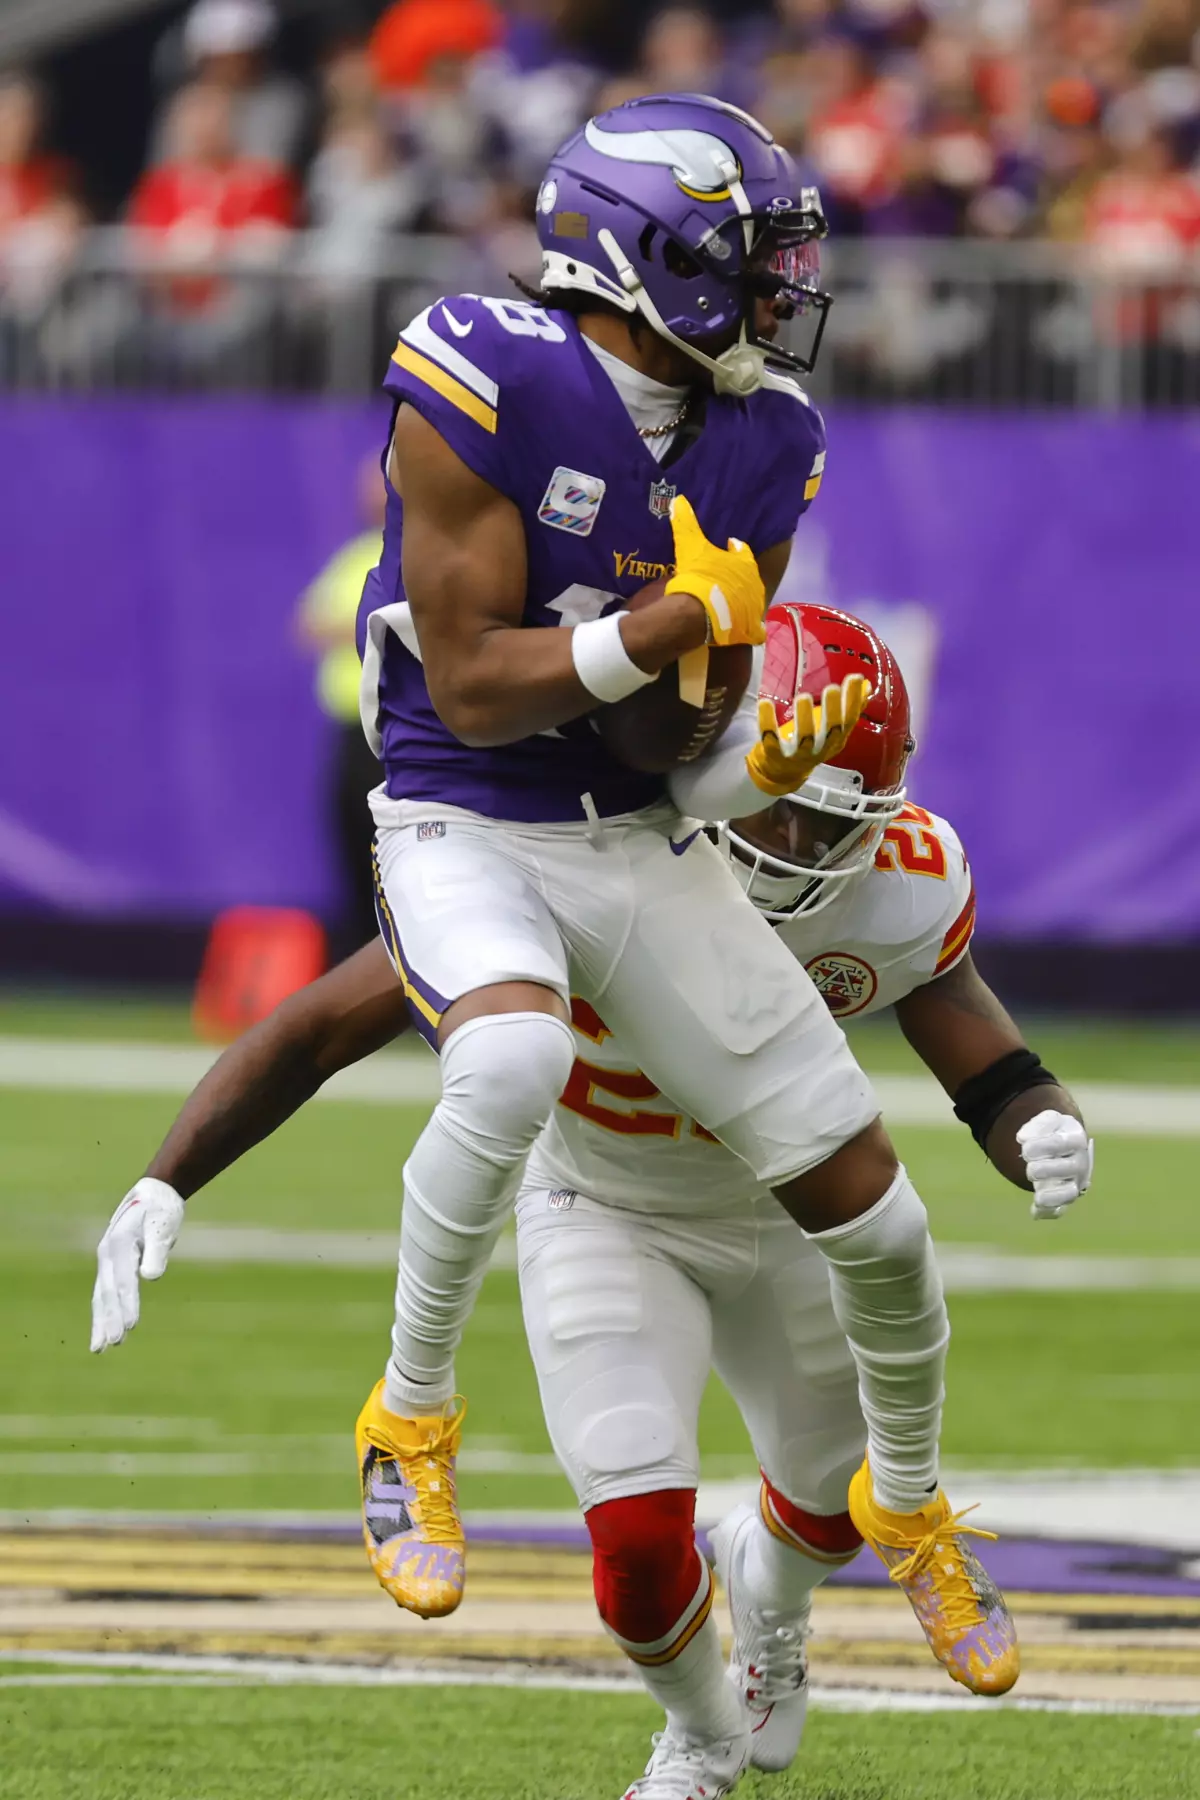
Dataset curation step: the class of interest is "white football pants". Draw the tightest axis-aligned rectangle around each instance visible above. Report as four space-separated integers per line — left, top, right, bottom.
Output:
371 794 878 1409
514 1177 867 1515
371 795 878 1176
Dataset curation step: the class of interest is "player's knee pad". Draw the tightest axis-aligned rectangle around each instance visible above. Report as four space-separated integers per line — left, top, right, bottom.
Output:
586 1488 699 1644
437 1010 576 1166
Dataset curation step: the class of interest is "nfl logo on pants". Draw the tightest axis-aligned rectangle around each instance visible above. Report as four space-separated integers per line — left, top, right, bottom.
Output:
648 478 676 519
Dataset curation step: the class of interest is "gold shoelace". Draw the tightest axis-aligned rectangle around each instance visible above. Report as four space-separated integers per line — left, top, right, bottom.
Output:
366 1398 466 1545
886 1504 999 1636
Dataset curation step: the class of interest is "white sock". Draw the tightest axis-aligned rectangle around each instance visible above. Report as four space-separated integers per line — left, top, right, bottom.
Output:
741 1510 844 1617
643 1612 746 1745
806 1168 949 1514
608 1560 746 1746
384 1010 575 1415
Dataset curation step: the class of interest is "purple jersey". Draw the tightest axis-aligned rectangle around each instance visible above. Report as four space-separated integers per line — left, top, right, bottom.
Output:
358 294 826 824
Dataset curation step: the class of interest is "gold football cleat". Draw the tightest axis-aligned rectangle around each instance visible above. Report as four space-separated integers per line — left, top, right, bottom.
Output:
355 1379 466 1618
849 1459 1019 1695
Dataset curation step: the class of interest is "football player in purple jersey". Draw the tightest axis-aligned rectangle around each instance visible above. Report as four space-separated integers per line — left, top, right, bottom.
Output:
94 98 1016 1796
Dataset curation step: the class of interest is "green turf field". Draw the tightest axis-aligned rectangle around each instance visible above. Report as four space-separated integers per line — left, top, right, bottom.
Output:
0 997 1197 1514
0 1685 1195 1800
5 987 1200 1078
1 997 1198 1796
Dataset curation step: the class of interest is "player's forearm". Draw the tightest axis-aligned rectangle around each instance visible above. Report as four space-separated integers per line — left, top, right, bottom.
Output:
897 957 1083 1190
144 945 408 1201
144 1009 329 1199
667 682 763 821
982 1084 1084 1190
428 596 708 748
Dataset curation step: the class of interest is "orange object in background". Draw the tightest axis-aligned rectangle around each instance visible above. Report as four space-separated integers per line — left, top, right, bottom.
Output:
368 0 501 91
193 906 326 1041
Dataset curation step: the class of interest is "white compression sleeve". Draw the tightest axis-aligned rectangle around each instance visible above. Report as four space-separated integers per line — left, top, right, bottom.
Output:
805 1169 950 1514
666 648 766 822
385 1010 576 1414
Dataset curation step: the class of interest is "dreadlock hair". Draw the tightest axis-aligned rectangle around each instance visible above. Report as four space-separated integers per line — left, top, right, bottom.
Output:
509 273 646 340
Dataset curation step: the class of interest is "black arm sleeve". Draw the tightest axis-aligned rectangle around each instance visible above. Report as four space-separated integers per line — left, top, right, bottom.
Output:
952 1049 1061 1151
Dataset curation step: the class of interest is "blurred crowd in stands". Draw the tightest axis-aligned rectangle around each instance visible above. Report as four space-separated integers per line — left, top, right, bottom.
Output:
2 0 1199 393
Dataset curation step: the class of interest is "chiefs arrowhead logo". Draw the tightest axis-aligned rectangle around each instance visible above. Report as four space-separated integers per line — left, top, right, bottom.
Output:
805 952 878 1018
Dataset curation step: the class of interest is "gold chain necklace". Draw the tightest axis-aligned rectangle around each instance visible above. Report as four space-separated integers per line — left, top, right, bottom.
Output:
637 398 690 439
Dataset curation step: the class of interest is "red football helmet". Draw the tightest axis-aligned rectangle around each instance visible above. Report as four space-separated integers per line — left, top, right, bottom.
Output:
720 602 916 919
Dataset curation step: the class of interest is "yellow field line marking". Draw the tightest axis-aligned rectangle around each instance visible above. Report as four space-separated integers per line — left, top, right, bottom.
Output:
5 1628 1200 1680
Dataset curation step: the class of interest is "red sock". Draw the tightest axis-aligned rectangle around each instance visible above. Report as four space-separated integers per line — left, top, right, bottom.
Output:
586 1488 745 1742
586 1488 711 1658
760 1473 862 1562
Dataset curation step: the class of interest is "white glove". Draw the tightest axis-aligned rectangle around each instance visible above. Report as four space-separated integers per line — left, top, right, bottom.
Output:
1016 1110 1093 1221
90 1177 185 1352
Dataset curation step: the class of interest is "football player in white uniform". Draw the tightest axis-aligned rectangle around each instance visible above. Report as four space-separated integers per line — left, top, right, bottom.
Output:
91 607 1089 1799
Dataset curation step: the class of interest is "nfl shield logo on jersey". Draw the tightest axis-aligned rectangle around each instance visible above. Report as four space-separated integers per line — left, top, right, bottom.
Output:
648 477 676 520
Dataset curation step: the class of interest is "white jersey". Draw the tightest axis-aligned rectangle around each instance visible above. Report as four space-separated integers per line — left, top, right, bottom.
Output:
527 804 975 1213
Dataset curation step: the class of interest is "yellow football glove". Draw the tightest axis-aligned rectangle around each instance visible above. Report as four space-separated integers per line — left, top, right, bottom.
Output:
745 674 873 798
665 494 767 648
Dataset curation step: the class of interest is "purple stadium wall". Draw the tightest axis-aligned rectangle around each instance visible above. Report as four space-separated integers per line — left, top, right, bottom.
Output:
0 401 1197 993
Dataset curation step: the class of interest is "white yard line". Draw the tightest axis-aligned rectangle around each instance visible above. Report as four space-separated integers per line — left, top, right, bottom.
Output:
0 1650 1192 1714
2 1470 1200 1552
0 1447 563 1478
867 1073 1200 1137
66 1221 511 1270
151 1225 418 1269
695 1469 1200 1554
0 1037 441 1103
64 1220 1200 1291
934 1248 1200 1291
1 1035 1197 1136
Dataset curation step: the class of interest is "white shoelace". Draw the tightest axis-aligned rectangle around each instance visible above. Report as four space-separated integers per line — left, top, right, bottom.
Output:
736 1615 809 1707
624 1728 740 1800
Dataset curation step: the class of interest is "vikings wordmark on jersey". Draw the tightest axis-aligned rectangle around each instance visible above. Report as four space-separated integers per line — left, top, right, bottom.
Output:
527 807 974 1215
357 293 825 824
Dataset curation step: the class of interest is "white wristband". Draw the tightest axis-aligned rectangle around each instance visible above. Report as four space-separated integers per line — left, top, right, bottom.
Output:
571 611 658 704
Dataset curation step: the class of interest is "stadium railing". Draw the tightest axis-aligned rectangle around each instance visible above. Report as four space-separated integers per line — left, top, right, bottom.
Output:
2 228 1198 407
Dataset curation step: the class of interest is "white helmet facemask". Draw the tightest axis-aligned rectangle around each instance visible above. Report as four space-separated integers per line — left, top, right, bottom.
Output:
719 764 908 921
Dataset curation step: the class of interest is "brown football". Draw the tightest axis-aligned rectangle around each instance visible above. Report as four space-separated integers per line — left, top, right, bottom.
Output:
595 579 753 774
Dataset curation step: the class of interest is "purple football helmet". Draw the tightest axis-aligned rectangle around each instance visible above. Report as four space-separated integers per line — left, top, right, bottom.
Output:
535 93 831 396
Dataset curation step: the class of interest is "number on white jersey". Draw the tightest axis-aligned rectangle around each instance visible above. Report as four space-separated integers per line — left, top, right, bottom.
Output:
562 1000 720 1144
874 804 948 880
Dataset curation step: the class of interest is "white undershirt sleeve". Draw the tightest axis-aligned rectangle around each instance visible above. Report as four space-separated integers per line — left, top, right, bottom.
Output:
666 646 765 823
